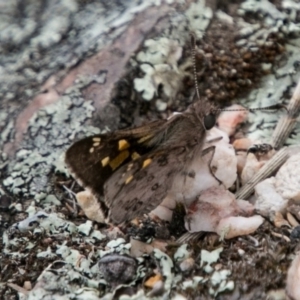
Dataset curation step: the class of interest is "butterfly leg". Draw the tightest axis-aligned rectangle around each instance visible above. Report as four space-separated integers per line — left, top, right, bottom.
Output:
201 145 223 186
206 136 223 144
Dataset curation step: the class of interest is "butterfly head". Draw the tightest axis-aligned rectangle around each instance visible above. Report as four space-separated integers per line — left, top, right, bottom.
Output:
188 100 219 131
203 112 216 130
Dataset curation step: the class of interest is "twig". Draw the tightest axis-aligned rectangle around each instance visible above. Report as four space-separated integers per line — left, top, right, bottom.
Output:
6 283 29 295
235 147 289 199
271 78 300 149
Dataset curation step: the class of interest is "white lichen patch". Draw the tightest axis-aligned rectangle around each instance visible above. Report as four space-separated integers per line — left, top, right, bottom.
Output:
43 194 61 205
36 246 57 259
133 0 213 102
56 244 83 265
199 248 234 296
181 276 206 290
239 0 285 22
27 262 103 300
174 244 190 262
2 77 103 202
6 214 148 299
200 247 223 274
10 211 51 233
209 270 234 297
106 238 131 254
236 1 300 144
153 249 174 294
3 210 105 261
78 220 93 236
136 38 182 67
185 0 213 39
240 71 300 144
134 62 185 101
238 0 300 42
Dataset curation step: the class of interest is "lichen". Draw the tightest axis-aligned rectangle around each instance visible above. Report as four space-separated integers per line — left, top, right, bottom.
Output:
174 244 190 262
2 76 104 202
200 247 223 274
132 0 213 105
2 1 300 299
236 1 300 143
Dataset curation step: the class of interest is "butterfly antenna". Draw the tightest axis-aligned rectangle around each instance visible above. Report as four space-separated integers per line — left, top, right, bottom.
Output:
217 103 288 113
190 33 201 101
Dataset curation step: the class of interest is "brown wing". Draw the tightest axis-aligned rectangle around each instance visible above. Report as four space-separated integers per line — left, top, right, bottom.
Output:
64 119 167 197
104 147 188 224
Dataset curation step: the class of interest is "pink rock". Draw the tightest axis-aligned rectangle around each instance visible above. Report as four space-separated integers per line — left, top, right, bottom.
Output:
217 104 248 136
216 215 264 239
286 252 300 300
184 186 263 239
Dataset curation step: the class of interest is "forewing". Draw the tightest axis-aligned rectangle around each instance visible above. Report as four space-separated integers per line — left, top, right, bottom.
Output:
65 120 166 197
105 147 187 224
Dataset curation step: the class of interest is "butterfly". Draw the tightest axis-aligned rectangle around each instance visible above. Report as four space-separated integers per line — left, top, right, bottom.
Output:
65 99 218 224
64 35 282 224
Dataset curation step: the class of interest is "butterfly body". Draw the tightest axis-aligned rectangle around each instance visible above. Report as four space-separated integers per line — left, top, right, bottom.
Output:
65 101 217 224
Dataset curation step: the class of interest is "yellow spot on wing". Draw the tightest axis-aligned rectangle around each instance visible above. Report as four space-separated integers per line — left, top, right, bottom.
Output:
101 156 110 167
142 158 152 169
131 152 140 160
118 139 130 151
93 142 100 147
89 147 94 153
137 134 153 144
93 137 101 143
125 175 133 185
127 163 133 171
109 150 129 170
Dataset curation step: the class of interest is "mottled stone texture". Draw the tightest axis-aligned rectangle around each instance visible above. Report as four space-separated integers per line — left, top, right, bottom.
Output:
2 1 300 298
0 0 183 199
